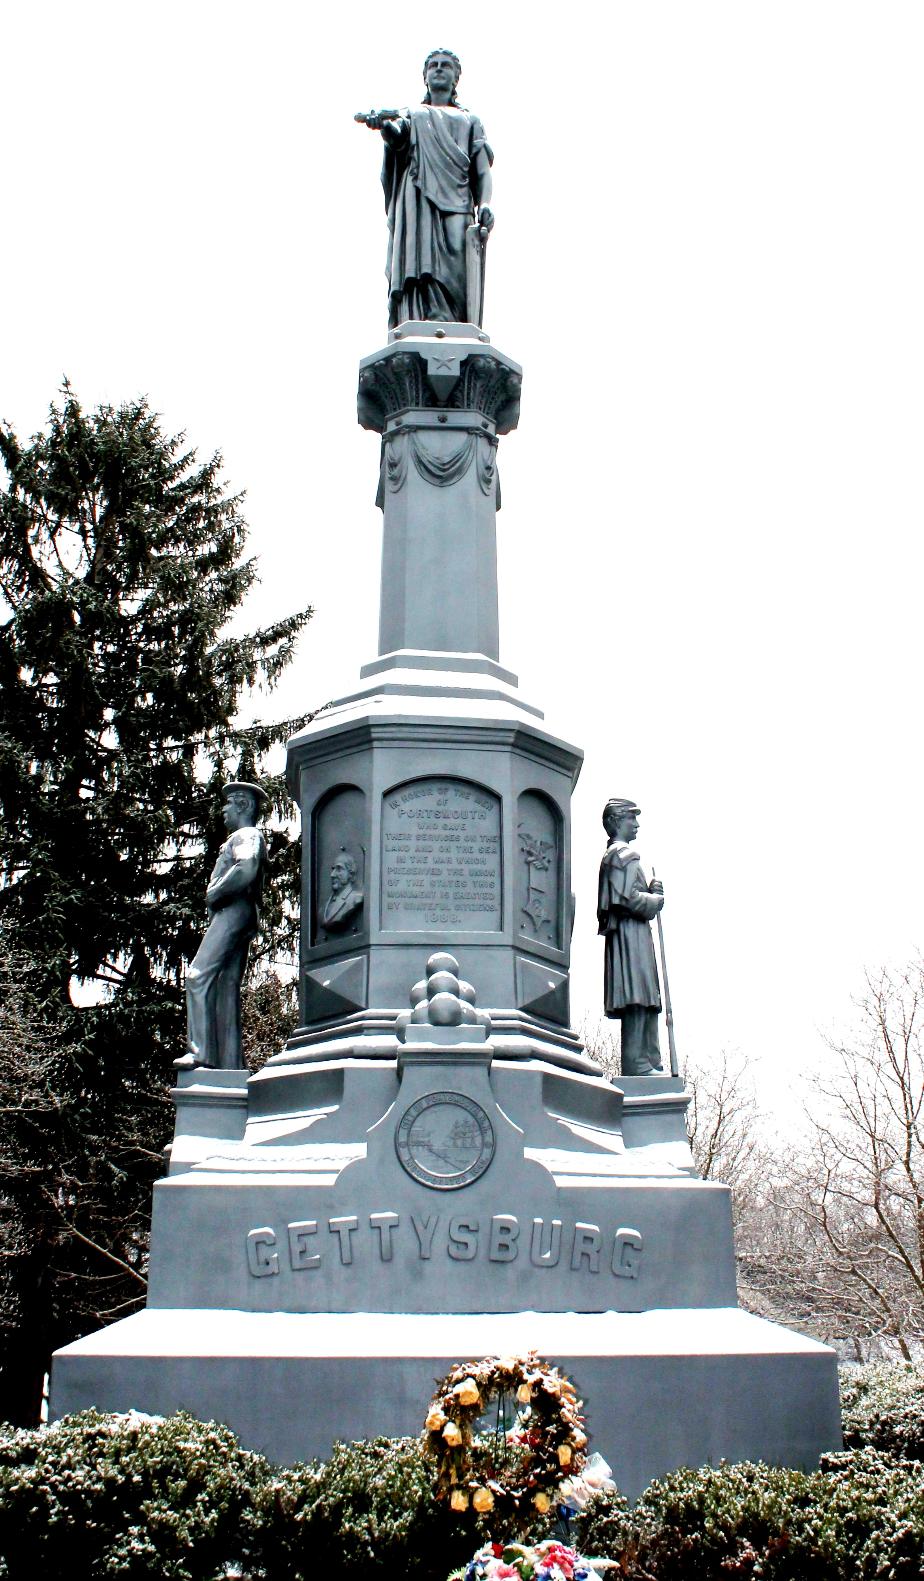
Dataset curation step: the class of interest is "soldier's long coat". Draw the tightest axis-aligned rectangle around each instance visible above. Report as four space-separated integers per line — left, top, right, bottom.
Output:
597 841 663 1015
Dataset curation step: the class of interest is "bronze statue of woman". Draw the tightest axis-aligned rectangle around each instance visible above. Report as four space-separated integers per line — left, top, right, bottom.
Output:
356 49 495 327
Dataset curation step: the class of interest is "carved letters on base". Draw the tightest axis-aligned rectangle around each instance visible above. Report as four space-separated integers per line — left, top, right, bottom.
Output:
246 1213 644 1280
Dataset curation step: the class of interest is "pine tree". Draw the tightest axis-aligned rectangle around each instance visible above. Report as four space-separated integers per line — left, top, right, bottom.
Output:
0 388 312 1423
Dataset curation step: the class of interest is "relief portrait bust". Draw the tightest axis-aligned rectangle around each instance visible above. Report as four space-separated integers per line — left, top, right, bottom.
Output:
322 850 364 935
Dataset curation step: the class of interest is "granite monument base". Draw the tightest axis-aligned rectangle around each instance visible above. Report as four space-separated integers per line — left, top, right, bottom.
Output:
51 1029 842 1496
51 1306 840 1502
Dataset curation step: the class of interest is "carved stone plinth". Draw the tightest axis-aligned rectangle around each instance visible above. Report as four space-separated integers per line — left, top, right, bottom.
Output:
52 1036 840 1498
284 697 584 1048
358 324 521 664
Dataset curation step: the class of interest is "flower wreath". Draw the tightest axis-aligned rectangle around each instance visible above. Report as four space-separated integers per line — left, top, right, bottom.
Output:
423 1352 588 1522
458 1538 603 1580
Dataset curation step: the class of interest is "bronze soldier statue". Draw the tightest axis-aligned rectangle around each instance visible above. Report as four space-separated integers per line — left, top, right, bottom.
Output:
597 798 665 1077
181 780 268 1069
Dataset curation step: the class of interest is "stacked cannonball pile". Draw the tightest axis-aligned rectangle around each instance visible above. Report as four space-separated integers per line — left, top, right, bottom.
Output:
396 951 493 1040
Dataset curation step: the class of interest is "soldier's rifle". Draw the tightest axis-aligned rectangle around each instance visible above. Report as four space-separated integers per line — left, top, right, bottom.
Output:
651 868 679 1078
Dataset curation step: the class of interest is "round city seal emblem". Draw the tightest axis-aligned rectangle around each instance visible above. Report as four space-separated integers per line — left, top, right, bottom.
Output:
395 1091 496 1190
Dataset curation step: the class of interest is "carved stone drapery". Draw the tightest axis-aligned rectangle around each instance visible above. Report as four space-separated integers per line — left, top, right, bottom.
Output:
475 433 498 497
383 431 409 494
412 429 477 488
378 427 499 503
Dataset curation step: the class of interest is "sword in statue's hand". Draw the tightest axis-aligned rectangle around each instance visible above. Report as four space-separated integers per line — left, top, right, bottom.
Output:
465 217 490 328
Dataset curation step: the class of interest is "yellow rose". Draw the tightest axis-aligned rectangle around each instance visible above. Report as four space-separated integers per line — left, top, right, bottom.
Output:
499 1354 517 1371
516 1382 533 1404
425 1406 447 1431
557 1444 572 1466
442 1421 463 1447
450 1488 470 1512
533 1491 552 1513
472 1486 494 1513
453 1378 481 1406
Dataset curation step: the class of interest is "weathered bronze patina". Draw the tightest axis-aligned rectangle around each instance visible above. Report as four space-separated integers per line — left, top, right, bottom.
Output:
183 781 267 1069
597 799 666 1076
356 49 494 326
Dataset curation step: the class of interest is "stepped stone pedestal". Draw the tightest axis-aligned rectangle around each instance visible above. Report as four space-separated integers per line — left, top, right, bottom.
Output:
50 322 841 1499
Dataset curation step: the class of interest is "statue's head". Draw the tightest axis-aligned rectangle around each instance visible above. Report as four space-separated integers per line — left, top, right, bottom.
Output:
422 49 461 105
603 798 641 841
222 780 266 832
330 850 357 893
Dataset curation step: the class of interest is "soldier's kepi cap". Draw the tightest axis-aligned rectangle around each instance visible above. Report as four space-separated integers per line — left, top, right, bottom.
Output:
602 797 640 827
223 780 269 811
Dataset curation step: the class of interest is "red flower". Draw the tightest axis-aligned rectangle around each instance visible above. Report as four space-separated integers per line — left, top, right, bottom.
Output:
543 1544 576 1578
492 1544 504 1558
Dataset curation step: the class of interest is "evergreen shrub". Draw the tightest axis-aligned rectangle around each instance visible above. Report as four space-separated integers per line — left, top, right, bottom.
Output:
840 1360 924 1462
0 1417 479 1581
574 1450 924 1579
256 1435 477 1580
0 1410 265 1580
8 1387 924 1581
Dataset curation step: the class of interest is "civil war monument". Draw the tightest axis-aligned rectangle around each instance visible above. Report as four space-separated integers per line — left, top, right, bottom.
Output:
50 49 841 1498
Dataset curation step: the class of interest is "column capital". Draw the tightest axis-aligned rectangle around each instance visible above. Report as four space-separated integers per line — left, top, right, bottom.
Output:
358 331 522 435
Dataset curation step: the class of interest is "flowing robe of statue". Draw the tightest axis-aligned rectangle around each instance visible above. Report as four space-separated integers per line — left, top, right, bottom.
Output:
597 841 663 1017
382 105 493 326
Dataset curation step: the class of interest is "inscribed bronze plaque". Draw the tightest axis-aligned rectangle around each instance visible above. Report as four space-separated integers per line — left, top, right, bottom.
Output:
381 778 502 931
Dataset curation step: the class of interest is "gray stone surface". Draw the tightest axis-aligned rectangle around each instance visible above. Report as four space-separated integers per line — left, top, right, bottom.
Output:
50 1307 841 1501
359 649 519 686
167 1067 248 1175
285 694 583 1040
142 1030 732 1316
357 333 521 664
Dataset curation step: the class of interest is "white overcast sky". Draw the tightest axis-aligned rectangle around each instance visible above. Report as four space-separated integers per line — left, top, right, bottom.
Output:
2 2 922 1115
